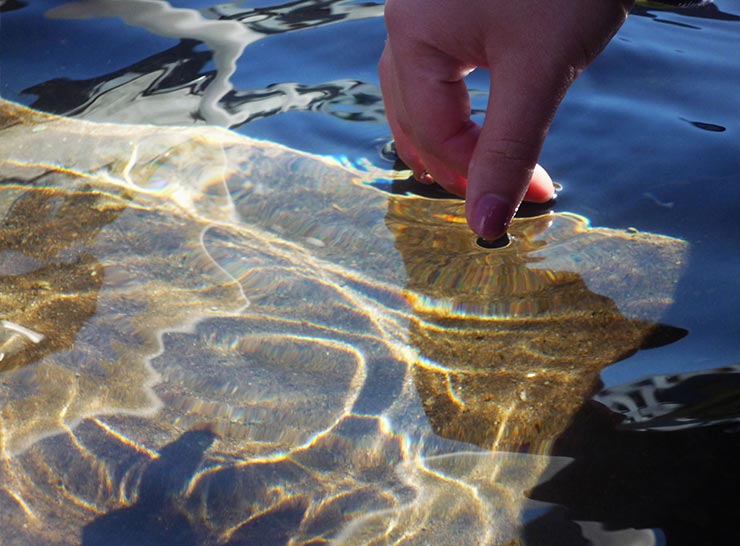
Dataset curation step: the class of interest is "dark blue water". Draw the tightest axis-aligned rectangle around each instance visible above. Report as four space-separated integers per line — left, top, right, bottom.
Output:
548 3 740 386
1 1 739 544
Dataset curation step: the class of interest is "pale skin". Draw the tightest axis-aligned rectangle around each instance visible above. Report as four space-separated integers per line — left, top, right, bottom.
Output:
379 0 634 240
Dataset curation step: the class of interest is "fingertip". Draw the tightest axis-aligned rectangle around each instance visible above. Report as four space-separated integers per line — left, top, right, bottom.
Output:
415 170 435 184
523 163 556 203
467 193 516 241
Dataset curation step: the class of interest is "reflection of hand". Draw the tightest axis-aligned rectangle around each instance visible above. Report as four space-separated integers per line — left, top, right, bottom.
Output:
379 0 632 240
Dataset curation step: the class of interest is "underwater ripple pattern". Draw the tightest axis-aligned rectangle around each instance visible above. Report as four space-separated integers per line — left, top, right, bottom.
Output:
0 101 691 545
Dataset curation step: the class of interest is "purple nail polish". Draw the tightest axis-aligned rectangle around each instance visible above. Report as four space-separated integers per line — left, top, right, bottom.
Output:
470 194 514 240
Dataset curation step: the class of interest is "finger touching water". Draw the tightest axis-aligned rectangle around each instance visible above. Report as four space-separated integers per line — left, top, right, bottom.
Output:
379 0 633 239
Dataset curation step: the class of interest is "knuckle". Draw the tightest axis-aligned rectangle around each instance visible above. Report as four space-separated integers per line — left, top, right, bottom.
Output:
416 120 475 157
383 0 403 29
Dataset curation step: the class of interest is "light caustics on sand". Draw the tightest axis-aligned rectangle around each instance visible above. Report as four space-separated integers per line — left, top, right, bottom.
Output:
0 100 691 545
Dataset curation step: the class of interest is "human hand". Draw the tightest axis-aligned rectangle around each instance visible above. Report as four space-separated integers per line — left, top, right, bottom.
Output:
379 0 633 240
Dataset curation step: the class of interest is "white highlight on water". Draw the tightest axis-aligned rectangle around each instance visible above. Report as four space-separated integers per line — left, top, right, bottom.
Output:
1 320 45 344
46 0 384 127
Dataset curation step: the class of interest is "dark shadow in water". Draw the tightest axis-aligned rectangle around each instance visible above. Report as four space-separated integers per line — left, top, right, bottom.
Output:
82 427 216 546
679 117 727 132
383 174 559 218
375 148 558 216
176 415 393 546
525 381 739 546
0 0 26 13
221 497 309 546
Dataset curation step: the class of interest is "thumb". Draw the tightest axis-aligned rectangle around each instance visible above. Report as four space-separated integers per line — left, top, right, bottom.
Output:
466 64 573 240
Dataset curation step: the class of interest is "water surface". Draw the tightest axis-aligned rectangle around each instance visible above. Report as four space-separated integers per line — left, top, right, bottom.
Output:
1 1 739 545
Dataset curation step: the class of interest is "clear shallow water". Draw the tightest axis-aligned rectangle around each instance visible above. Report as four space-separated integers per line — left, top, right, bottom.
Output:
1 1 739 545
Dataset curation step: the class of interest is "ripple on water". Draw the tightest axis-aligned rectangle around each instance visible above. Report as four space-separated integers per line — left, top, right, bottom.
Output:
0 100 691 545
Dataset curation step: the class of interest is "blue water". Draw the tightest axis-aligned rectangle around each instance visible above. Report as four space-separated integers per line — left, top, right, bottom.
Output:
1 1 739 544
548 4 740 385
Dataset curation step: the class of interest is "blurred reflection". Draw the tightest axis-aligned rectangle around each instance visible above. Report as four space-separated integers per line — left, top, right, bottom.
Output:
595 364 740 432
25 0 385 127
386 196 688 453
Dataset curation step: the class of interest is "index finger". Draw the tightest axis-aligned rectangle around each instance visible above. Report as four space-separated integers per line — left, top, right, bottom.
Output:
466 60 569 239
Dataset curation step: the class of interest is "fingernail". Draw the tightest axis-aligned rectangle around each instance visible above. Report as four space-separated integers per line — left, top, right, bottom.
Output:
414 170 434 184
470 193 514 240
